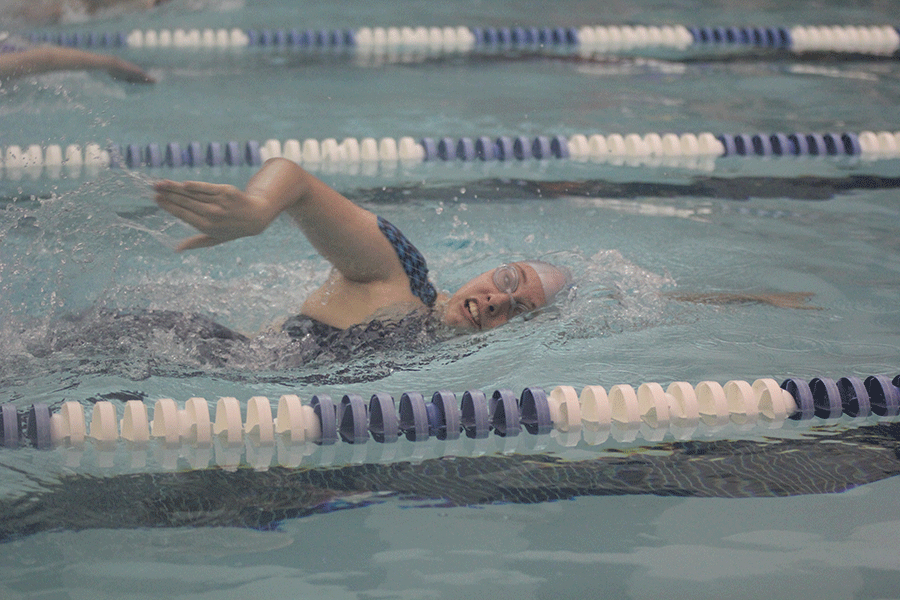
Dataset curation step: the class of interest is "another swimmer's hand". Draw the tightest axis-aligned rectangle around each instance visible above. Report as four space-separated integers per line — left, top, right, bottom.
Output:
105 56 155 84
154 180 282 251
0 48 155 84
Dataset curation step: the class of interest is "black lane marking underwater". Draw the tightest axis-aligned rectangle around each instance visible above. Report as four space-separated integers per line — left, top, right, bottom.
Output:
1 422 898 541
281 48 900 67
353 174 900 203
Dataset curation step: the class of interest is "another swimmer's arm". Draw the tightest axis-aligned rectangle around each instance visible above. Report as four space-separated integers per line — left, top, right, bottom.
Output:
666 291 819 309
0 47 154 83
154 159 405 284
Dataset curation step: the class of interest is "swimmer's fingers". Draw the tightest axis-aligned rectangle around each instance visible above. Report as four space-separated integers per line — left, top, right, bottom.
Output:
155 181 256 217
155 194 210 228
105 57 155 84
154 182 235 221
175 234 221 252
155 179 278 249
181 180 237 199
157 196 238 251
154 179 230 203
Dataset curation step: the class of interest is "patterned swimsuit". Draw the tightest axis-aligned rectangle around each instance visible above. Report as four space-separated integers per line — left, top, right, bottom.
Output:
279 216 442 360
375 216 437 306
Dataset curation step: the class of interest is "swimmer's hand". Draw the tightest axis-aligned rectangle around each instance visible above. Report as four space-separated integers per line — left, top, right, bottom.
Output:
104 56 155 83
154 180 282 251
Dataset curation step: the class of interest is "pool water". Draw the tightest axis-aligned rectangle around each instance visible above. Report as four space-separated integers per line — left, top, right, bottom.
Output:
2 0 900 598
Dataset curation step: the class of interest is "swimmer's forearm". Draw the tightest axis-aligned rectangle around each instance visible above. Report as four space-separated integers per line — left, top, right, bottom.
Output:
246 158 368 229
249 159 405 282
0 47 153 83
0 48 70 79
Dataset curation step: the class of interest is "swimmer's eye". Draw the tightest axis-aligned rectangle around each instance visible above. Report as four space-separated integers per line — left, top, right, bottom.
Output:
511 300 530 317
492 264 519 294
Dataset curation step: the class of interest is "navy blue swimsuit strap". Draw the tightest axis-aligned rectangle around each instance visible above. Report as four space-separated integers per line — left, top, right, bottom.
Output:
377 216 437 306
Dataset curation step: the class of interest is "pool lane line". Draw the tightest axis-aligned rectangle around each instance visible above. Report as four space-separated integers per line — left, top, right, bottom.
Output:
1 375 897 470
17 25 900 56
1 130 899 179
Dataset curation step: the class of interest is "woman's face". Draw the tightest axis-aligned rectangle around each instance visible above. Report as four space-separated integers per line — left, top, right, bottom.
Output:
441 262 547 331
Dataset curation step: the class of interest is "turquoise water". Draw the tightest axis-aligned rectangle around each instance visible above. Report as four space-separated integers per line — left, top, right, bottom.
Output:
2 0 900 598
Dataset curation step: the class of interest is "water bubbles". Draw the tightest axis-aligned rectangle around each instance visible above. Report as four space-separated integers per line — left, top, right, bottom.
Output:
553 248 681 340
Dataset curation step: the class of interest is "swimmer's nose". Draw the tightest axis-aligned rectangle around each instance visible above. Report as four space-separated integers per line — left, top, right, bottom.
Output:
485 294 512 318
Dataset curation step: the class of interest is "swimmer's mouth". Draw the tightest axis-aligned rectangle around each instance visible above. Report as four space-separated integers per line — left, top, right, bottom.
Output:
465 300 481 329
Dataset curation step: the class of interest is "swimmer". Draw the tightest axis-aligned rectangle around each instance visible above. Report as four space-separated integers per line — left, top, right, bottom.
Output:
0 32 154 83
3 0 171 26
154 158 816 350
0 45 155 83
26 156 814 375
154 158 571 338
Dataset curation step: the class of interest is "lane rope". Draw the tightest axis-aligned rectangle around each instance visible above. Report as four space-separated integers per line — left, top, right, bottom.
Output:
2 373 897 469
17 24 900 56
2 130 898 180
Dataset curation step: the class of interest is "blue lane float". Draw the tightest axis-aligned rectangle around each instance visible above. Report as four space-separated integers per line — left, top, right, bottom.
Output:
460 390 491 439
782 378 816 420
398 392 428 441
838 376 871 418
338 393 368 444
810 377 843 419
23 24 900 56
28 403 52 450
866 375 900 417
520 387 554 435
368 393 399 443
489 389 521 437
310 394 338 445
431 391 461 441
1 404 18 449
688 26 791 48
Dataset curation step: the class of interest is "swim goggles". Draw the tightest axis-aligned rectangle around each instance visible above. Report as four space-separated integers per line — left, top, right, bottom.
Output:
492 264 531 318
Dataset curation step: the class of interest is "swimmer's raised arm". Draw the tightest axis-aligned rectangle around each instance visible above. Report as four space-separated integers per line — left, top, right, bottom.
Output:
0 47 154 83
154 158 409 285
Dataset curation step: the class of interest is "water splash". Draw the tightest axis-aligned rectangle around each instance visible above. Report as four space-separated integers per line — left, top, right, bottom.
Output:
548 248 681 340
